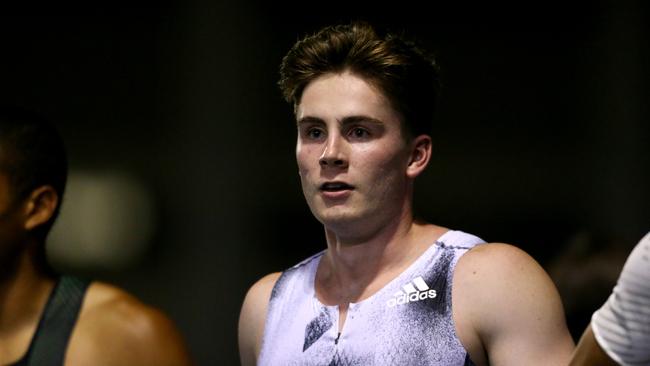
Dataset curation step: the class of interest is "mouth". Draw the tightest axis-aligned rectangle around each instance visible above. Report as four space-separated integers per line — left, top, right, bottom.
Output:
319 181 354 192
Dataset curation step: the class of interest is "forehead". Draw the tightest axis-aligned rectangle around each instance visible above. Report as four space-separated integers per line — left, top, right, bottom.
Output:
296 71 400 124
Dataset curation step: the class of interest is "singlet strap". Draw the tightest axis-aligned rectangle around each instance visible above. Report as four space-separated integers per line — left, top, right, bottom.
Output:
25 276 90 366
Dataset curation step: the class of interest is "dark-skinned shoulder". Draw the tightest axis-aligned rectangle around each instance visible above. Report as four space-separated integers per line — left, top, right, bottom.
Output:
66 282 194 366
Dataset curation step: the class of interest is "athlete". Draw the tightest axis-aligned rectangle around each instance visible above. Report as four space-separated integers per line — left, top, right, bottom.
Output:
570 231 650 366
238 22 575 365
0 106 194 366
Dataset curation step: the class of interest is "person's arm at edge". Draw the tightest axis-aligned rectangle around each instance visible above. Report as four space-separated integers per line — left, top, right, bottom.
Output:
454 243 575 366
238 272 281 366
570 232 650 366
569 323 617 366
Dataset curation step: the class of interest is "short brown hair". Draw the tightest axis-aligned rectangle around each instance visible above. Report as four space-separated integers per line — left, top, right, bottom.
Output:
278 21 440 138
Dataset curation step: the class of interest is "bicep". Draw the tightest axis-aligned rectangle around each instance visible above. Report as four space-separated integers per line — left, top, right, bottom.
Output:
459 244 574 366
238 273 281 366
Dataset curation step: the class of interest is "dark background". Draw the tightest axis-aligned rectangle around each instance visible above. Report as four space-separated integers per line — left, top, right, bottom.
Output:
2 2 648 364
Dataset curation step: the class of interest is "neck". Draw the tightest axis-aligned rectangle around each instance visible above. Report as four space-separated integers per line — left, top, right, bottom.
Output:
0 241 56 335
319 195 431 295
324 209 413 273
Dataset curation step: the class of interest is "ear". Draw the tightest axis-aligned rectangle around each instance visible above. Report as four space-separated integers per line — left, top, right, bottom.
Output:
406 135 432 179
23 185 59 231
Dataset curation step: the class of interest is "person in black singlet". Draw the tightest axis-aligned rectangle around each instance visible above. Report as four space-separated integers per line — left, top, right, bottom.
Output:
0 106 194 366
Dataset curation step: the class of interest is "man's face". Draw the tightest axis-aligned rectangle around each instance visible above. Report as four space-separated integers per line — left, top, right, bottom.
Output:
295 71 412 234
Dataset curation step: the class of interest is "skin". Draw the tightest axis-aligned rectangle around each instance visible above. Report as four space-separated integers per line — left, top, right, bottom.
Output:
238 70 575 365
0 173 194 365
569 324 617 366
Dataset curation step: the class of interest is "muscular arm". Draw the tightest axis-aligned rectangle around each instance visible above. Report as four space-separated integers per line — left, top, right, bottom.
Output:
453 243 574 366
66 282 194 366
238 273 281 366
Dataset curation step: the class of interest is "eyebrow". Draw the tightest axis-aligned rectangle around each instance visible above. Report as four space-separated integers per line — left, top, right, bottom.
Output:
296 115 385 127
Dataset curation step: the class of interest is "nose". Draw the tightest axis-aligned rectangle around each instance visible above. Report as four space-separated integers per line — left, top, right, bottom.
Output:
319 134 348 168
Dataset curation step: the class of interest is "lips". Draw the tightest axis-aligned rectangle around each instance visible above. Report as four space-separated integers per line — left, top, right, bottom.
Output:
319 181 354 192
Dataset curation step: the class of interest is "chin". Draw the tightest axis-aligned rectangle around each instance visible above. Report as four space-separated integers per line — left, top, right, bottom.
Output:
313 206 366 229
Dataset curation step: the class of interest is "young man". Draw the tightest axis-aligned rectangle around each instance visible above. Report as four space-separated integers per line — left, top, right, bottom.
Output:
570 231 650 366
0 107 194 366
239 22 574 365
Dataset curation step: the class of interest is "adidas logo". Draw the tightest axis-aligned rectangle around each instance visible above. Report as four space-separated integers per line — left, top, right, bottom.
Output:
386 276 437 308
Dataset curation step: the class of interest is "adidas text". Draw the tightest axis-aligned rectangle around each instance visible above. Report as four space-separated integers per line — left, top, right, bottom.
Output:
387 276 437 307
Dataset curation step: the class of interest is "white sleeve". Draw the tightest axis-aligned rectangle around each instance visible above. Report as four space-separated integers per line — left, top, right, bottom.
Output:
591 231 650 366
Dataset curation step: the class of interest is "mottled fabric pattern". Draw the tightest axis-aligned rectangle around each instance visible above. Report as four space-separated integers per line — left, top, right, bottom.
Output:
258 230 485 366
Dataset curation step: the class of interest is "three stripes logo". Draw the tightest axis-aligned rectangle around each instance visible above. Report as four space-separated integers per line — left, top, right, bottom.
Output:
386 276 437 308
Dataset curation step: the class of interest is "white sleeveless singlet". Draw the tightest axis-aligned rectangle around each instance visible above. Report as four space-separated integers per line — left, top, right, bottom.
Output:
258 230 485 365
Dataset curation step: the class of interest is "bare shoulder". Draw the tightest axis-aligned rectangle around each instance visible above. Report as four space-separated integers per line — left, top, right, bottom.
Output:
455 242 564 315
458 241 529 270
242 272 282 308
239 272 282 332
238 272 282 366
453 243 574 365
454 242 559 291
66 282 194 366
